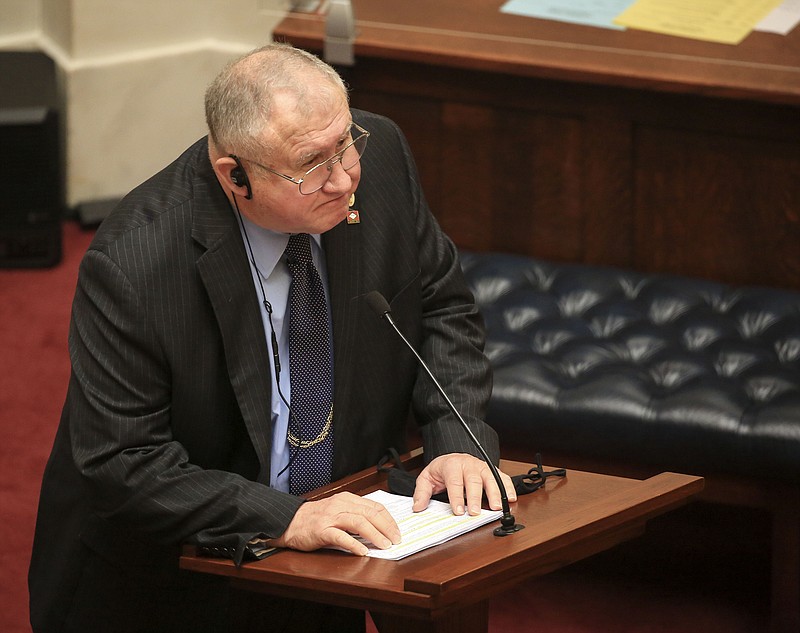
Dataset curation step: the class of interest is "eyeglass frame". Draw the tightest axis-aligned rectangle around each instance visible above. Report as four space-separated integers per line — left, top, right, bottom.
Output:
239 122 370 195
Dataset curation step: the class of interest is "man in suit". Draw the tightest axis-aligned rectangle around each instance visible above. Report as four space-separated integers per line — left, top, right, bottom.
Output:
29 43 514 633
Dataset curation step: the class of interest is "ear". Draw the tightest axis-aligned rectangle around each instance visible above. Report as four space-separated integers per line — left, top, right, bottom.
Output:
214 155 252 200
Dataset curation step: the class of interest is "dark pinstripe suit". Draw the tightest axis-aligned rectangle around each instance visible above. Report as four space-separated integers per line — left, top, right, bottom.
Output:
29 110 497 633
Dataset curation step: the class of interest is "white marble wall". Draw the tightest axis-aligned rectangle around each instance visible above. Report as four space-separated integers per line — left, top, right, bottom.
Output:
0 0 290 207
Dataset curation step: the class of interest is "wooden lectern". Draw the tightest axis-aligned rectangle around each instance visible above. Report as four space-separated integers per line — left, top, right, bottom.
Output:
181 453 702 633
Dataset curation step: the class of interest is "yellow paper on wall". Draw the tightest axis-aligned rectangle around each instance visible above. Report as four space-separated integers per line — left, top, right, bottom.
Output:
614 0 784 44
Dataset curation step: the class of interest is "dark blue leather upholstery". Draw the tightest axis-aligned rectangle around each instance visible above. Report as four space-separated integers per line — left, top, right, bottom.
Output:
460 252 800 483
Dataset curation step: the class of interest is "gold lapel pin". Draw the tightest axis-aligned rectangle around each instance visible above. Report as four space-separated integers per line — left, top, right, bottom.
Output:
347 193 360 224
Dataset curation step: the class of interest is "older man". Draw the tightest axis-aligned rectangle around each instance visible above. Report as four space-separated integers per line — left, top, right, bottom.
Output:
29 43 513 633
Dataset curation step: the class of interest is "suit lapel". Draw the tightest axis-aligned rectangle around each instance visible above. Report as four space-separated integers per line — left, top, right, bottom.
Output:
323 215 364 479
192 168 274 484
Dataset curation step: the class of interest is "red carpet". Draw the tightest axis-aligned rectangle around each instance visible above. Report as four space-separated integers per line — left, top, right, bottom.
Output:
1 221 770 633
1 222 94 633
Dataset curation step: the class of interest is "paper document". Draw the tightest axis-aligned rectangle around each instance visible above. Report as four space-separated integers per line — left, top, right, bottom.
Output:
500 0 631 30
360 490 502 560
756 0 800 34
614 0 784 44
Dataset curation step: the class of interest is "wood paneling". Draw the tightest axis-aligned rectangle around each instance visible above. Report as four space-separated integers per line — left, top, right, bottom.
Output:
276 4 800 290
634 125 800 286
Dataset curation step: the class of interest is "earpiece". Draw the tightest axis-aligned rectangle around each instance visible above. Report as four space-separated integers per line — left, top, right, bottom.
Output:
228 154 252 200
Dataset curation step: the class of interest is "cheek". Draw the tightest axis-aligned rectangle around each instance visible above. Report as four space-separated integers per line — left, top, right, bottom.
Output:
250 189 303 230
350 165 362 190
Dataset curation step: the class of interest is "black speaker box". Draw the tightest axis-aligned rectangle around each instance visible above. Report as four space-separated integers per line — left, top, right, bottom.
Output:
0 52 64 268
0 106 63 267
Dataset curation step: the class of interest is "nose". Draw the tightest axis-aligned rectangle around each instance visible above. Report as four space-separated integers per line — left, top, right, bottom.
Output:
322 158 352 193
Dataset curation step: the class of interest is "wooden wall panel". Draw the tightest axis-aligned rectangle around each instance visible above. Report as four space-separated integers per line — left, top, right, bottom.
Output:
339 57 800 289
488 107 584 261
350 91 443 214
580 111 635 268
634 125 800 287
436 104 585 259
438 103 496 251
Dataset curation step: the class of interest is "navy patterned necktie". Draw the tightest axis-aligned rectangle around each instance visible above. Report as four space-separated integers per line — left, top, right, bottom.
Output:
284 233 335 496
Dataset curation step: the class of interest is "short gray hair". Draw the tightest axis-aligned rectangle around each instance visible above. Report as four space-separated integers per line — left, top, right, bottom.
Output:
205 42 348 159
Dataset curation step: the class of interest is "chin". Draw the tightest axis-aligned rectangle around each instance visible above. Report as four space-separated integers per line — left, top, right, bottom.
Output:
318 215 347 234
317 206 350 232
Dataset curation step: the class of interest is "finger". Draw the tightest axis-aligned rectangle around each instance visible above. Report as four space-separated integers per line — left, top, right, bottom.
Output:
481 468 503 511
501 471 517 502
337 496 401 545
362 500 402 544
412 474 435 513
464 471 486 516
483 470 516 511
444 476 466 516
323 527 370 556
343 513 397 551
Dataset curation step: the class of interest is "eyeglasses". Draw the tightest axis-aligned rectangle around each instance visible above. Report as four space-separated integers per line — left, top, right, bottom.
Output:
244 123 369 195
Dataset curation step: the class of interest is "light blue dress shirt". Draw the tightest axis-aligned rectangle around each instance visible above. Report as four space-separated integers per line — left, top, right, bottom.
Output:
236 213 332 493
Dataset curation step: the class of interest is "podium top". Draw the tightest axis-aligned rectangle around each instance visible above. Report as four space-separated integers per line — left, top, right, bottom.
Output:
180 457 702 620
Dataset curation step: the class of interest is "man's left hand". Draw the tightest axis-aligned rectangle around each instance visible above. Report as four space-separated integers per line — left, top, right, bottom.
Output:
412 453 517 516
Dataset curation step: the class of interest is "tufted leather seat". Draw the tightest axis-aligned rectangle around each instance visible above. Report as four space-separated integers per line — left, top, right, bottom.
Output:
460 251 800 483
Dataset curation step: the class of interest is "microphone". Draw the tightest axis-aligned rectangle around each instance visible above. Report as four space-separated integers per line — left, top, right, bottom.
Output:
365 291 524 536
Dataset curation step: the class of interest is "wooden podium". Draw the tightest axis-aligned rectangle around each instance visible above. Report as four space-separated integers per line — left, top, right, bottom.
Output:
180 453 703 632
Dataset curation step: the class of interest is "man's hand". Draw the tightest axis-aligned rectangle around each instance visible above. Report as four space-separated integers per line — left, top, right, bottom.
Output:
269 491 401 556
413 453 517 516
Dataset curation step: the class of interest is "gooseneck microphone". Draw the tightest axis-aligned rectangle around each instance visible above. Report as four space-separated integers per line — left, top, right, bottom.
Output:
365 291 524 536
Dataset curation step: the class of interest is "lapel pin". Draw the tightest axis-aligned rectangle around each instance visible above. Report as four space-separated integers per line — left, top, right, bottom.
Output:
347 193 360 224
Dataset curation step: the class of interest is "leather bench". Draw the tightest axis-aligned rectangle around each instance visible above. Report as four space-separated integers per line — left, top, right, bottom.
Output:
460 251 800 633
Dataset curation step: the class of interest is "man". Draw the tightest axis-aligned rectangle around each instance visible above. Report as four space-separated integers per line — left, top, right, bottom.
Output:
29 43 514 633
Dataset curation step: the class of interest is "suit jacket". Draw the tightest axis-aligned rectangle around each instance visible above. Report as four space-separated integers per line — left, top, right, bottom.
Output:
28 110 496 633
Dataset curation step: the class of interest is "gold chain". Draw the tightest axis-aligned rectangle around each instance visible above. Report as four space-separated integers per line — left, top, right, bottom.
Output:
287 404 333 449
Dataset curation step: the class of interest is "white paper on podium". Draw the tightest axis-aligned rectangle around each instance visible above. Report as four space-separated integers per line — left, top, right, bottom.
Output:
359 490 502 560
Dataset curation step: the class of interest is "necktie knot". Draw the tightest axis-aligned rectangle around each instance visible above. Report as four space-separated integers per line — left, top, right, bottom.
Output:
285 233 313 269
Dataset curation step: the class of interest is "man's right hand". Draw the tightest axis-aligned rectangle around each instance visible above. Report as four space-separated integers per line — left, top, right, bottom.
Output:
269 491 401 556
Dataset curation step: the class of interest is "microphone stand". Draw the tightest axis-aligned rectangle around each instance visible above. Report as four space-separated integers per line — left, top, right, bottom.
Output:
366 291 523 536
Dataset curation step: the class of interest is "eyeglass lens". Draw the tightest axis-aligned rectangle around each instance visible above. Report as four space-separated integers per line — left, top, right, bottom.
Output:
299 133 368 195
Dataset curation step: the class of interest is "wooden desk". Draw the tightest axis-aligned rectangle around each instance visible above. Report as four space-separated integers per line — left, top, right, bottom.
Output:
181 456 703 633
275 2 800 289
276 1 800 103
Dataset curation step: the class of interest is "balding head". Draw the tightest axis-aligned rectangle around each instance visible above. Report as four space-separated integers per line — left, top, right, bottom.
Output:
205 43 349 160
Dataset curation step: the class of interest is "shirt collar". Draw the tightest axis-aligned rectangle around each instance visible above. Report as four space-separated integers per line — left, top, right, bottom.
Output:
236 211 323 279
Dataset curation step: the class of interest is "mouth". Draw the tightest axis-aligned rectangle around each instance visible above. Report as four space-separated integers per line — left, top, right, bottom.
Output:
321 192 353 212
